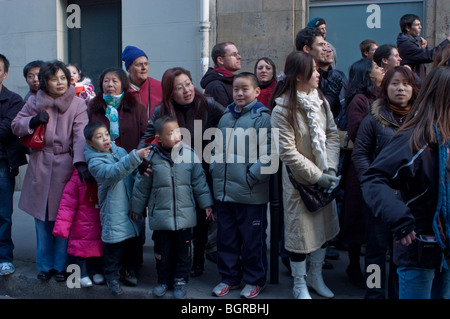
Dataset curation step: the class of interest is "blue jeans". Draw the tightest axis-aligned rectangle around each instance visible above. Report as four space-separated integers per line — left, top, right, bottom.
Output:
0 159 15 263
35 216 68 272
398 266 450 299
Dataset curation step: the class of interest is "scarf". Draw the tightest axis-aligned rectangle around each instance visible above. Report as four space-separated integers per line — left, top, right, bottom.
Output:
103 92 124 140
297 90 328 171
433 124 450 270
213 66 234 77
389 103 411 116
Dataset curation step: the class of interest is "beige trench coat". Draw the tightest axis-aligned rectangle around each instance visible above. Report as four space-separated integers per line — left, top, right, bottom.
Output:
271 93 340 254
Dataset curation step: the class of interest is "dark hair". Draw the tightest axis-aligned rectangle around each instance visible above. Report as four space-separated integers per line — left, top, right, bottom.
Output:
154 115 178 135
38 60 71 93
268 51 316 131
400 14 420 34
23 60 44 78
432 43 450 69
295 27 324 51
254 57 277 83
397 67 450 152
160 67 207 127
211 42 235 65
233 72 259 89
67 63 86 82
378 66 419 108
98 67 129 94
359 39 378 58
84 121 108 141
373 44 397 67
0 54 10 73
345 58 379 105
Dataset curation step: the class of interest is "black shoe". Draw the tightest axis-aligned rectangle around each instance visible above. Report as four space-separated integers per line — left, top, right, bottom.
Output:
120 269 138 286
55 271 68 282
322 260 334 270
325 246 340 260
190 265 204 278
107 279 124 296
37 270 54 281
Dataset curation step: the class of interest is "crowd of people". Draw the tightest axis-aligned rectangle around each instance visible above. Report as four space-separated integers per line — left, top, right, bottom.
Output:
0 13 450 300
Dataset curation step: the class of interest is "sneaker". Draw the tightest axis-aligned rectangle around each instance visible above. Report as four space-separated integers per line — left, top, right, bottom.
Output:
174 278 187 299
212 282 240 297
107 279 123 296
152 284 168 297
92 273 105 285
80 276 93 288
240 284 265 299
120 268 138 286
0 262 15 276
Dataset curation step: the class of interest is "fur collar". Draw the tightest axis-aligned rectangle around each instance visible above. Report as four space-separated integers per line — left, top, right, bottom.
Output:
371 99 399 129
35 85 76 113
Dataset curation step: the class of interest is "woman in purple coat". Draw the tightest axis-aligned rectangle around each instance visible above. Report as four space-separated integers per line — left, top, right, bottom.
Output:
12 61 89 282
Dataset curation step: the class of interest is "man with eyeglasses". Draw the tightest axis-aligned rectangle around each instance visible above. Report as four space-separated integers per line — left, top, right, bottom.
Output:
200 42 242 108
397 14 450 81
122 45 162 119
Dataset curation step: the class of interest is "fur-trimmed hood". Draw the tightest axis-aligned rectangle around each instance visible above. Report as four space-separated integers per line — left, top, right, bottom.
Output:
370 98 400 129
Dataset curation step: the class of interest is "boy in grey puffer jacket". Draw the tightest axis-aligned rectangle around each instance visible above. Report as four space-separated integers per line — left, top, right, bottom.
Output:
131 115 213 299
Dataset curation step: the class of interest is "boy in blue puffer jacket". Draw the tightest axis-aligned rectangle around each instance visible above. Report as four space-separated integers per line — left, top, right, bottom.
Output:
210 72 274 299
131 115 214 299
84 121 151 296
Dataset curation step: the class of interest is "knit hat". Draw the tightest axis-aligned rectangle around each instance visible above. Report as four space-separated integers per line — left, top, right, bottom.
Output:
307 17 326 28
121 46 148 70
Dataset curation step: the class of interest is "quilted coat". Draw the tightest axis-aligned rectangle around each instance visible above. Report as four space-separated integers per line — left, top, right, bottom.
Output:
53 170 103 257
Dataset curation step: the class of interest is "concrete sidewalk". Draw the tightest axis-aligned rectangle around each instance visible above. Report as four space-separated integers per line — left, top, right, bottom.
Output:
0 191 365 299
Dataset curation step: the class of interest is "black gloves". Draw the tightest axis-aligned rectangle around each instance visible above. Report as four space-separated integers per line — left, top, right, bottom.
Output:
29 112 49 130
138 158 152 176
74 162 95 184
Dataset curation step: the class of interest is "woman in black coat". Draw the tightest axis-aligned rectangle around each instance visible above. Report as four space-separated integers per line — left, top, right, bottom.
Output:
360 66 450 299
352 66 419 299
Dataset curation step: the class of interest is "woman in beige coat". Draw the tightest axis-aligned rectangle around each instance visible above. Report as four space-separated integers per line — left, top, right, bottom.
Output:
270 51 340 299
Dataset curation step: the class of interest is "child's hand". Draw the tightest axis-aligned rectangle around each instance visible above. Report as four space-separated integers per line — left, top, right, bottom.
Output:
137 145 152 159
131 213 140 222
205 207 214 221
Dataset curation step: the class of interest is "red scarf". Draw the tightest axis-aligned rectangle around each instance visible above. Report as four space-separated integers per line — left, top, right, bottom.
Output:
213 66 234 77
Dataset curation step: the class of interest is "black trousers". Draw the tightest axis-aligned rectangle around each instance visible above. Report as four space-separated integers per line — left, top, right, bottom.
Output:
152 228 192 285
103 236 141 282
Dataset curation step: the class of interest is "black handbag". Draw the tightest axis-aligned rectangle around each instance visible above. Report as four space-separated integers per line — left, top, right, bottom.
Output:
286 166 338 213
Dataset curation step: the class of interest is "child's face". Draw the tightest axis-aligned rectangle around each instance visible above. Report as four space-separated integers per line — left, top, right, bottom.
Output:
87 126 111 152
232 77 260 109
156 121 181 149
67 65 80 85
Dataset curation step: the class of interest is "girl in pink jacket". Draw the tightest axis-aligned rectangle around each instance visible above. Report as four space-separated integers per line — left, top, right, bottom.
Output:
53 169 104 288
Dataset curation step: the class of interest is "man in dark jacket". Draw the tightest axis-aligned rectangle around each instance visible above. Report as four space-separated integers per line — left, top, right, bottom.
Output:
397 13 450 81
200 42 241 108
296 27 347 119
0 54 27 276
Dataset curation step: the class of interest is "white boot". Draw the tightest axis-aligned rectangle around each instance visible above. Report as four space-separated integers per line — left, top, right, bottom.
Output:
306 248 334 298
290 260 312 299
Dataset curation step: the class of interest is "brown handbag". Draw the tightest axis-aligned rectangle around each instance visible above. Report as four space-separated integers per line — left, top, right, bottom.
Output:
286 166 337 213
20 124 45 149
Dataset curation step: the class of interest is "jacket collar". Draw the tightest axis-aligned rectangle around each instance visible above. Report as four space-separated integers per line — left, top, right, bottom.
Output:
36 85 76 113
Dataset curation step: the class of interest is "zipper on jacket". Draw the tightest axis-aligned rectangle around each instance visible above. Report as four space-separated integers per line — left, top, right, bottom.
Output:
171 163 177 230
222 118 238 201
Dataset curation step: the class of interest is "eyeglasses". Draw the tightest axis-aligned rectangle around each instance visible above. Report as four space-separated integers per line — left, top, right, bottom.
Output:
174 81 193 92
132 62 149 68
222 52 241 58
